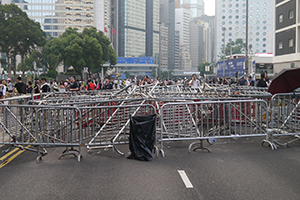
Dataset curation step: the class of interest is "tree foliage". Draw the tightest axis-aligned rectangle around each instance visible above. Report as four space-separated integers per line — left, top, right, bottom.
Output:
198 62 213 75
0 4 46 78
49 27 116 78
218 38 253 60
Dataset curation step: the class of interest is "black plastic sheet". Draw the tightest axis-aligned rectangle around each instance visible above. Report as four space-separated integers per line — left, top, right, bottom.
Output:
127 114 156 161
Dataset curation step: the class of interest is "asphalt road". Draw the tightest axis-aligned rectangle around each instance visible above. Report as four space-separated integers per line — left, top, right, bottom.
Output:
1 137 300 200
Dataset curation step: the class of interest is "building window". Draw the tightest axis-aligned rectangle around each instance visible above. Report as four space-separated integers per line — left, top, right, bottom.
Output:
278 14 283 23
289 38 293 47
278 41 283 49
289 10 294 19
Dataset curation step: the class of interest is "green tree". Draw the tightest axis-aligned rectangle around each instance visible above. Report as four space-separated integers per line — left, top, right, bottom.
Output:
0 4 45 79
48 27 116 77
198 62 213 75
218 38 252 60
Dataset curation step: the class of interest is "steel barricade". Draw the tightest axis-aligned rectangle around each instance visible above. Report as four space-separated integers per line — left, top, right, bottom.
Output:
0 104 83 162
269 93 300 148
159 99 269 156
85 104 157 156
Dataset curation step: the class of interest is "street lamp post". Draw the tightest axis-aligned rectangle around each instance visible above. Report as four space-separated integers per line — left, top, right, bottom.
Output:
245 0 249 76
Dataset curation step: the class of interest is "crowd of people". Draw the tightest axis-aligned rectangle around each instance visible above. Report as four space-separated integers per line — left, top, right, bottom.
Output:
0 72 270 102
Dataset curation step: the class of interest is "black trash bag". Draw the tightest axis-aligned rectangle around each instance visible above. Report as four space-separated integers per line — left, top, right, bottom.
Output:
127 114 156 161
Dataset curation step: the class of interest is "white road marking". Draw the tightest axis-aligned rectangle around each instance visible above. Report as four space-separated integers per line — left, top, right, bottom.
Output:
178 170 194 188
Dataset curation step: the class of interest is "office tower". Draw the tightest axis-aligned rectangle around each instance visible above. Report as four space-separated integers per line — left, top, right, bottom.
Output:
215 0 273 61
273 0 300 73
159 24 169 70
160 0 175 70
190 15 215 68
176 7 192 70
174 30 180 69
118 0 159 58
7 0 110 37
181 0 204 19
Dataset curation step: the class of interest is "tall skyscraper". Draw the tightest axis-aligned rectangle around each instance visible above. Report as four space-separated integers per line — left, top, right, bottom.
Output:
160 0 175 70
174 30 180 69
6 0 110 37
181 0 204 19
118 0 159 57
215 0 273 61
175 7 192 70
273 0 300 73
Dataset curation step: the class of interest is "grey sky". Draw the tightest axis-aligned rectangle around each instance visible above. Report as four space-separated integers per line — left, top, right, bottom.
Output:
203 0 215 16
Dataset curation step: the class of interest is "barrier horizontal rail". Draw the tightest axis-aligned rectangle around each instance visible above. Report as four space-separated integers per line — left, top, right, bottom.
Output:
269 93 300 148
159 99 270 156
0 104 83 162
85 104 157 156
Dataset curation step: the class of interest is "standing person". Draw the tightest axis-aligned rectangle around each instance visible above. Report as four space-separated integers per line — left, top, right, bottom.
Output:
189 74 200 88
257 72 268 87
40 78 50 93
86 78 96 91
113 78 118 89
238 76 247 86
7 78 13 94
69 76 80 91
33 78 41 99
26 81 33 94
14 77 26 95
59 80 66 92
102 77 113 90
0 79 7 104
248 75 255 87
52 80 59 92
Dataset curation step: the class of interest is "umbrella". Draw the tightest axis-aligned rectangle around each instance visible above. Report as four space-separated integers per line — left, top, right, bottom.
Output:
268 68 300 95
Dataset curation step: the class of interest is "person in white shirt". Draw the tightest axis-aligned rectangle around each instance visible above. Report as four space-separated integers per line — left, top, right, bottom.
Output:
0 79 7 105
189 74 200 88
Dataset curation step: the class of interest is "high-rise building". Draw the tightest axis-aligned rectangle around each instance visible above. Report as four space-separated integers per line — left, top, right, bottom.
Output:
174 30 180 69
175 7 192 70
160 0 175 70
273 0 300 73
6 0 110 37
181 0 204 19
190 15 215 68
159 24 169 70
215 0 273 61
118 0 159 58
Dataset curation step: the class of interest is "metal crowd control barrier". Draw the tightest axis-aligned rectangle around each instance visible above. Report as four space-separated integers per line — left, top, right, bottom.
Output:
85 104 157 155
0 104 83 162
269 93 300 148
159 99 270 156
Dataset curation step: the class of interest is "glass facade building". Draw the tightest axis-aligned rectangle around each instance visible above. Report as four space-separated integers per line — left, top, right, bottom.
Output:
118 0 159 58
215 0 274 61
8 0 109 37
181 0 204 19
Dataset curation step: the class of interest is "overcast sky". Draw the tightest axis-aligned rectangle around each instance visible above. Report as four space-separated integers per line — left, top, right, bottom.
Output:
203 0 215 16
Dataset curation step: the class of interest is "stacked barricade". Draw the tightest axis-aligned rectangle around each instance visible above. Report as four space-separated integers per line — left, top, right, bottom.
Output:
268 93 300 148
159 100 269 156
1 81 295 162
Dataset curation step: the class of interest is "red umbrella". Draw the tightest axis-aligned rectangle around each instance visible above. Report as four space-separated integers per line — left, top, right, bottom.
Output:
268 68 300 95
